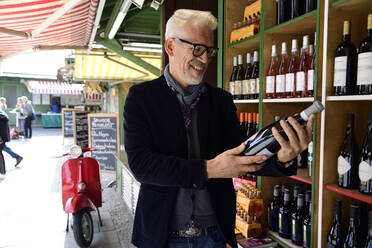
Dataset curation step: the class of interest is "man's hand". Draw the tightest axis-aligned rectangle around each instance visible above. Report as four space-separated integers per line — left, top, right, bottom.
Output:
206 142 267 178
272 114 315 163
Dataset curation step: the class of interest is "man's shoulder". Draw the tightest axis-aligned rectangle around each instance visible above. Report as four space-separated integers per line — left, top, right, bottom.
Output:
129 76 166 94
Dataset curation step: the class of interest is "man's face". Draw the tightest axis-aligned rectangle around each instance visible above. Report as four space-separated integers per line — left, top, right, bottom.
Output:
168 21 214 87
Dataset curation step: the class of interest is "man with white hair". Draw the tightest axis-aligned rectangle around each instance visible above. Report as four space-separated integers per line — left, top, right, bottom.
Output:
22 96 34 139
124 9 314 248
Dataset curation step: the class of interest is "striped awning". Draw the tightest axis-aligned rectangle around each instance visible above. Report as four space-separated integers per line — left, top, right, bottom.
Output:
74 49 161 81
0 0 98 58
25 80 84 94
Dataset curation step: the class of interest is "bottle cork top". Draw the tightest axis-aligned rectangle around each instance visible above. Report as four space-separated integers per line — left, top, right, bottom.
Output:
343 21 350 35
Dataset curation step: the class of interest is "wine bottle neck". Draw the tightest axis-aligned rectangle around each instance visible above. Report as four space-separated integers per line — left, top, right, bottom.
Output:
368 29 372 37
343 34 351 42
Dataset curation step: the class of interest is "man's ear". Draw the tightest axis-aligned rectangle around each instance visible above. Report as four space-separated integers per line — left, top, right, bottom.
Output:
164 38 174 57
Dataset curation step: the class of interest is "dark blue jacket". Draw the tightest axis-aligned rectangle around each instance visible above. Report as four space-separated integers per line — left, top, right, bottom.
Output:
123 76 296 248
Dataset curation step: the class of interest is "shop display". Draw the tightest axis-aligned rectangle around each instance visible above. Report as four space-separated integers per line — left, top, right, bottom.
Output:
291 193 306 245
239 112 259 139
359 110 372 194
278 188 292 238
303 201 312 248
268 185 281 232
357 14 372 95
326 200 344 248
276 0 315 25
243 100 324 157
276 0 290 25
333 21 357 96
337 113 359 189
266 45 279 99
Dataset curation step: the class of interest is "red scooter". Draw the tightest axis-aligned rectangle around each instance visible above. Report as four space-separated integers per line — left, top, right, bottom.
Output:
59 145 104 247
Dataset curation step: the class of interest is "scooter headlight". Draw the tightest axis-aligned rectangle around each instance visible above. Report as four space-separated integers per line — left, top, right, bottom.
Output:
70 145 82 158
78 182 86 191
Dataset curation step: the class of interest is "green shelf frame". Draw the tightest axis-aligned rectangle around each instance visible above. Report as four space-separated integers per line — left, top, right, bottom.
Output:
330 0 350 8
228 32 261 47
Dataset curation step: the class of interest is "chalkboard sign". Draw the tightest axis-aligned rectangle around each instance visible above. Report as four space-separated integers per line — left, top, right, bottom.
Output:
88 114 119 171
73 111 89 148
62 108 75 138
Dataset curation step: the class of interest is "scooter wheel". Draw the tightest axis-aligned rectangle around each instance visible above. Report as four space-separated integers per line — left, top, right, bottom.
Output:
73 208 93 247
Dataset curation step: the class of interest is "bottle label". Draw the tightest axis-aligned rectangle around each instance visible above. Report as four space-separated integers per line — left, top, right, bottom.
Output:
256 148 275 158
357 52 372 85
242 79 250 95
248 79 256 94
292 219 296 236
255 78 260 94
279 213 282 230
285 73 295 92
296 71 306 91
276 74 285 93
337 155 351 175
229 81 235 95
235 80 242 95
333 56 347 87
303 225 307 243
358 160 372 182
308 69 314 91
266 76 275 93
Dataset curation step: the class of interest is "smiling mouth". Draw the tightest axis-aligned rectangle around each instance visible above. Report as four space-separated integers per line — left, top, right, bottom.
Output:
190 64 205 72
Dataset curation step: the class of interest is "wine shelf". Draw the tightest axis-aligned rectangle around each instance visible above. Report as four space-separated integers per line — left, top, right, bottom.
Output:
288 168 312 185
233 99 259 104
264 10 317 35
267 230 303 248
324 184 372 205
326 95 372 101
263 97 314 103
228 33 261 49
330 0 369 10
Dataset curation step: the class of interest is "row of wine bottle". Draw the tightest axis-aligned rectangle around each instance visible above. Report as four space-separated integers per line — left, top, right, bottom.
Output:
229 51 260 100
326 199 371 248
266 34 316 99
239 112 259 139
267 184 312 247
337 111 372 194
333 14 372 95
277 0 317 25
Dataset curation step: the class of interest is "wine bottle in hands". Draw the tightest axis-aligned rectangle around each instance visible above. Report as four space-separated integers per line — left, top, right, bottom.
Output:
242 100 324 159
338 114 359 189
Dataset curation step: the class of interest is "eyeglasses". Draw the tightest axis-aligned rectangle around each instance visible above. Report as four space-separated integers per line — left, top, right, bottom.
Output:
173 37 218 58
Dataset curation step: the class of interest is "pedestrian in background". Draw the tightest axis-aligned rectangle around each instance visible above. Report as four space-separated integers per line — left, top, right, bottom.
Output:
22 96 34 139
0 97 23 167
0 109 10 175
0 97 7 112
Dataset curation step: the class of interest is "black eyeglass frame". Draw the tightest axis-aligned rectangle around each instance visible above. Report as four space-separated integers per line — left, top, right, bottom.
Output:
172 37 219 58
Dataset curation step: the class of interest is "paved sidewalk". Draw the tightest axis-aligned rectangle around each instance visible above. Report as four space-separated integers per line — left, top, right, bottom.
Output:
0 127 135 248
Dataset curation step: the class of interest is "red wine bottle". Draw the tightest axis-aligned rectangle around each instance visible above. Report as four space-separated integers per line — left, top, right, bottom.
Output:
364 212 372 248
343 205 360 248
338 114 359 189
243 100 324 158
279 188 292 239
359 110 372 194
303 201 312 248
229 56 237 98
268 185 281 232
291 193 306 245
326 200 344 248
333 21 357 96
357 14 372 95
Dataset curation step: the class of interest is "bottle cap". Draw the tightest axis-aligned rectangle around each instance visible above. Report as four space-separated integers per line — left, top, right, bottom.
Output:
272 45 277 57
368 110 372 124
368 14 372 30
238 54 243 65
301 100 325 121
274 116 281 122
244 112 248 122
284 188 291 202
334 199 342 212
350 205 358 219
291 39 298 53
293 186 300 198
343 21 350 35
281 42 287 55
297 194 305 207
253 51 259 62
346 113 354 125
303 35 309 49
305 190 311 203
309 44 314 57
233 56 237 66
240 112 244 122
274 185 280 197
247 53 252 64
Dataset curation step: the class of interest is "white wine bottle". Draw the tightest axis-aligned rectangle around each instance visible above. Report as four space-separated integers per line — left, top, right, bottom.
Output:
243 100 324 158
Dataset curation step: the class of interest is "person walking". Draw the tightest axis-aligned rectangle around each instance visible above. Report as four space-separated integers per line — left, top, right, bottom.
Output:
0 97 7 112
123 9 314 248
22 96 34 139
0 109 10 175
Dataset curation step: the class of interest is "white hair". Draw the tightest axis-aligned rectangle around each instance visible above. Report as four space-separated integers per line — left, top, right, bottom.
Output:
165 9 217 40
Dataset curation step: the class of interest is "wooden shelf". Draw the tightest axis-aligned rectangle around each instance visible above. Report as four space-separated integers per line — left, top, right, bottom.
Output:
267 230 303 248
327 95 372 101
324 184 372 205
234 99 259 104
330 0 371 10
263 97 314 103
228 32 261 49
264 10 317 35
288 168 312 185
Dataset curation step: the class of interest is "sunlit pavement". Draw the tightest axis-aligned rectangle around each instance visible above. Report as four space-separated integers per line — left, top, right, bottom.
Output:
0 127 135 248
